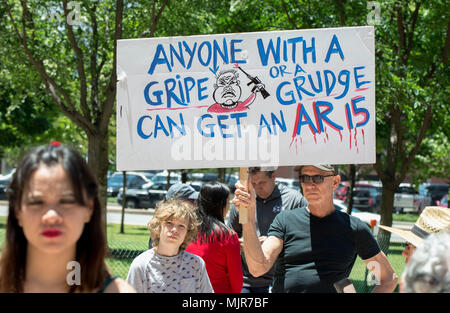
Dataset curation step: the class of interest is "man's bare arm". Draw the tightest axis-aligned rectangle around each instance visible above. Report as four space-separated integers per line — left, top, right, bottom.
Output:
233 182 283 277
363 251 398 293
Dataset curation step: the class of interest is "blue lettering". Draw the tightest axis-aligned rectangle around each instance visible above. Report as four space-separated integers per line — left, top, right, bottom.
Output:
154 114 170 138
287 37 303 64
230 39 245 64
325 34 345 63
257 37 281 66
258 114 272 137
183 77 196 103
214 38 229 68
137 115 152 139
197 114 215 137
271 110 287 135
276 81 296 105
308 71 323 94
164 78 184 108
354 66 371 89
198 77 209 101
302 37 316 64
183 41 197 69
295 105 318 135
217 115 233 138
167 114 186 138
144 81 163 106
335 70 350 99
148 44 171 75
294 64 306 76
293 76 315 100
230 112 247 138
169 42 185 68
198 41 212 66
313 101 343 132
324 70 336 96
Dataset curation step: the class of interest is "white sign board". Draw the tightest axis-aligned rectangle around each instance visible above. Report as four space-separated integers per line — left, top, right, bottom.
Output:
116 26 375 170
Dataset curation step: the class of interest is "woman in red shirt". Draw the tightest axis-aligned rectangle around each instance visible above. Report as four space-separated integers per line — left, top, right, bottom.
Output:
186 183 243 293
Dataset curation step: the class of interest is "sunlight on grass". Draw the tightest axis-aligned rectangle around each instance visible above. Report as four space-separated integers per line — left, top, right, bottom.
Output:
1 216 407 292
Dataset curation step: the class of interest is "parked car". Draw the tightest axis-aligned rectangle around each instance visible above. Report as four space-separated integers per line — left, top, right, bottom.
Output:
352 186 382 213
425 184 449 206
0 176 12 200
224 174 238 193
437 194 448 208
149 171 181 187
393 183 431 214
276 177 300 190
117 182 170 209
334 181 381 203
107 171 154 197
333 199 380 235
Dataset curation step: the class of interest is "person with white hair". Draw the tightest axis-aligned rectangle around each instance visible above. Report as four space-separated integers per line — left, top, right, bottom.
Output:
401 231 450 293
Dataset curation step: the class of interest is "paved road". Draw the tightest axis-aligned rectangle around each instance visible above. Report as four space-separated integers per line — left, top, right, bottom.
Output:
0 201 411 242
0 201 153 226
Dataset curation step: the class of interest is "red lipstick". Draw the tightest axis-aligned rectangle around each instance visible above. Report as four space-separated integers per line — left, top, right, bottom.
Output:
42 229 62 238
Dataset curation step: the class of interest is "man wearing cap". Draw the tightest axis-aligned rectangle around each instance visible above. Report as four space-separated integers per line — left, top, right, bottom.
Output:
148 183 199 248
233 164 398 293
379 206 450 264
227 166 308 293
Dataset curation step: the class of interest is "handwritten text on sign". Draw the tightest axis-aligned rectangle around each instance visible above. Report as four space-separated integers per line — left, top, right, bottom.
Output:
116 26 375 170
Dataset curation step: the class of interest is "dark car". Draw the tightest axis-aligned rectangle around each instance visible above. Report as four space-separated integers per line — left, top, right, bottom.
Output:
107 172 153 197
117 182 170 209
0 177 12 200
351 186 382 213
437 194 448 208
426 184 449 206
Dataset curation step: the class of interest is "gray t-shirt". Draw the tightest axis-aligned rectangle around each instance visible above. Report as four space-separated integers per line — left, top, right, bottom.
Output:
126 248 214 293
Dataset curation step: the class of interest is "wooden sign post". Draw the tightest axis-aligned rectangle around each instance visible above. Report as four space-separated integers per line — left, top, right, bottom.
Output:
239 167 249 224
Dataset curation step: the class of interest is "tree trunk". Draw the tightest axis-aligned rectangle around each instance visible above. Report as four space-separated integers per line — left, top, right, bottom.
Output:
377 183 395 254
346 164 356 214
218 168 226 183
87 130 109 234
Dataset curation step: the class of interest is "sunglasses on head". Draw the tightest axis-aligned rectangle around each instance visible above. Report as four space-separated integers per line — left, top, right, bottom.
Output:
299 174 336 184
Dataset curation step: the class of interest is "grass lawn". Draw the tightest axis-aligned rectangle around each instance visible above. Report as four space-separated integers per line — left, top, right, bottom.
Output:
1 216 406 292
392 213 419 223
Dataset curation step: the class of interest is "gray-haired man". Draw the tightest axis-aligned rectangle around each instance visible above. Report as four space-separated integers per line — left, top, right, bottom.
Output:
233 164 398 293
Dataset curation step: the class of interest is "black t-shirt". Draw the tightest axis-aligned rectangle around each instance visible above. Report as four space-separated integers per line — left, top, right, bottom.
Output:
268 206 380 293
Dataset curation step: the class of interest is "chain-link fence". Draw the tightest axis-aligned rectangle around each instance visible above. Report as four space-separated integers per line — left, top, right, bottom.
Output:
0 224 406 293
104 229 406 293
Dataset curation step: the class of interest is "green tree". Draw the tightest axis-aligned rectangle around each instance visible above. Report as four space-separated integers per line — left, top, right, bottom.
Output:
373 0 449 249
229 0 449 250
3 0 125 212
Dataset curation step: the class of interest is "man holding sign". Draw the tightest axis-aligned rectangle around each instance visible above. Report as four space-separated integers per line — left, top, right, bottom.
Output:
227 166 307 293
232 164 398 293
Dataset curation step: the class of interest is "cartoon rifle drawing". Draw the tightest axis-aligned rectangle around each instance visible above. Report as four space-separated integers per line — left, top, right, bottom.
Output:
238 66 270 99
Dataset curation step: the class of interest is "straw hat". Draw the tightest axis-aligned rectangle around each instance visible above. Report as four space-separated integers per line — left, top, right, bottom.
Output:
379 206 450 247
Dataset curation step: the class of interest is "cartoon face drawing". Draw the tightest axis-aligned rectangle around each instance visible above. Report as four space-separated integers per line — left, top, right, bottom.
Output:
212 70 242 109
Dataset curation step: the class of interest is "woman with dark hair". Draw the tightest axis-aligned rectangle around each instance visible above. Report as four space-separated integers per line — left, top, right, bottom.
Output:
185 183 243 293
0 143 134 293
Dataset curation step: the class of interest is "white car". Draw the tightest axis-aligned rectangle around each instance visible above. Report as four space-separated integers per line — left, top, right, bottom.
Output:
333 199 380 236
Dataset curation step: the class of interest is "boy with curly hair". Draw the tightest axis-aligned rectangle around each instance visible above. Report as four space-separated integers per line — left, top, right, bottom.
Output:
126 198 213 293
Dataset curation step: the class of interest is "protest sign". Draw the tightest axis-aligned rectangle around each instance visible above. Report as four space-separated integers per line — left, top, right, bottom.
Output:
116 26 375 170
